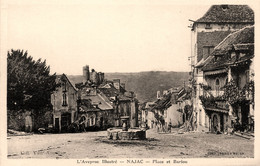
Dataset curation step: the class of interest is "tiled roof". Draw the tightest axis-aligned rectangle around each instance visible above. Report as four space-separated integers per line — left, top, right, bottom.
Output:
195 56 214 68
212 26 254 56
82 94 113 110
99 85 119 98
202 26 254 71
118 94 132 101
197 31 232 62
153 93 172 110
196 5 254 23
56 74 77 91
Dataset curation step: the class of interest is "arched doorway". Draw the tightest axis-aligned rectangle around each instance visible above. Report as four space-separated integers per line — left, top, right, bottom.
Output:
211 113 220 133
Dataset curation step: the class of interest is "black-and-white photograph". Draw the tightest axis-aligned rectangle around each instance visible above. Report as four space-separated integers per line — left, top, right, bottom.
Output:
0 0 258 165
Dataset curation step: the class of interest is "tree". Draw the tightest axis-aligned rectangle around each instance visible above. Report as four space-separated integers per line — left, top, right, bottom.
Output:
7 49 57 113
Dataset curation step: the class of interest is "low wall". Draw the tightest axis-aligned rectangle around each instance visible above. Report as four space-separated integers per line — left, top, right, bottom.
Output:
107 128 146 140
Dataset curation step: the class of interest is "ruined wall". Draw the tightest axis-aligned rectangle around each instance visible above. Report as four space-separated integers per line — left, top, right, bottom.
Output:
90 70 98 84
83 65 90 83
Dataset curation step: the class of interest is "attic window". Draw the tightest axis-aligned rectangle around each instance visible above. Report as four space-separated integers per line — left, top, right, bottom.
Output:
221 5 229 10
205 23 212 29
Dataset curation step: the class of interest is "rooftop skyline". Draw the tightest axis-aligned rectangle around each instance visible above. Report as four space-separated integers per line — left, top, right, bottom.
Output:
5 0 256 75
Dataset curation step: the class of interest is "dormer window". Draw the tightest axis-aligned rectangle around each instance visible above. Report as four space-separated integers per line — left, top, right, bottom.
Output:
203 46 214 59
221 5 229 10
205 23 212 29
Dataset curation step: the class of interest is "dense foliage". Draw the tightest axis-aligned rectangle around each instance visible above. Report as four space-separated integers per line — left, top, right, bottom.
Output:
7 50 57 112
200 80 254 108
223 80 254 105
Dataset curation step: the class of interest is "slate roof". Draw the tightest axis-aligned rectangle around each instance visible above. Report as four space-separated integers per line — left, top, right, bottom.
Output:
56 74 77 91
82 94 113 110
202 26 254 72
98 83 126 98
153 93 172 110
196 5 254 23
196 31 233 62
212 26 254 55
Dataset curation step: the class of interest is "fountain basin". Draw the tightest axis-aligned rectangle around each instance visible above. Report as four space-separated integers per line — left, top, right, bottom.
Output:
107 127 146 140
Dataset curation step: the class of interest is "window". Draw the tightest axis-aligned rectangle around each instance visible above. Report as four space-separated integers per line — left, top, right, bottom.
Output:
216 78 220 96
216 79 220 86
62 82 67 92
203 46 214 60
62 93 67 106
205 23 212 29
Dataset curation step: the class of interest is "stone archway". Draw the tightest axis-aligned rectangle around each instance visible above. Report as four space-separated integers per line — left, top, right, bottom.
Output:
211 113 220 133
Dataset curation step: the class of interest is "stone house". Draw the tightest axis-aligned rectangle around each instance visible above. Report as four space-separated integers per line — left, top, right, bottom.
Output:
51 74 78 132
51 65 139 132
189 5 254 132
176 87 192 126
75 65 139 130
77 91 114 130
142 102 156 129
98 81 138 128
200 26 254 133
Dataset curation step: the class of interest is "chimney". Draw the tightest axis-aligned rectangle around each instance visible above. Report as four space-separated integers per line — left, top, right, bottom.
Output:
113 79 120 90
83 65 90 83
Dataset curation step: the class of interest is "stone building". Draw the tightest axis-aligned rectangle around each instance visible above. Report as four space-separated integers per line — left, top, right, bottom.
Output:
141 102 156 129
75 65 139 130
51 74 78 132
200 26 254 133
77 89 114 130
51 65 139 132
98 80 138 128
189 5 254 132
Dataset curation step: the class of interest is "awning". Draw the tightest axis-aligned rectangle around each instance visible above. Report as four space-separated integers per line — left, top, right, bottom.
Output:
204 68 227 76
205 107 229 113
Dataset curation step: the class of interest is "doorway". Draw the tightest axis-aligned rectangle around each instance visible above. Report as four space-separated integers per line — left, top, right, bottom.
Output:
55 118 59 132
241 103 249 131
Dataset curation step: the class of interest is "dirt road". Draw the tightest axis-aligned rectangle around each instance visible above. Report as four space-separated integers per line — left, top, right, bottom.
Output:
7 129 254 159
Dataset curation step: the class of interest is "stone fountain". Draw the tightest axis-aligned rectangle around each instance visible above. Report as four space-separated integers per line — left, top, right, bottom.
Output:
107 116 146 140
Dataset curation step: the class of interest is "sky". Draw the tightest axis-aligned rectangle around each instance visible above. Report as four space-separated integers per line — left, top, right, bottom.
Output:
4 0 255 75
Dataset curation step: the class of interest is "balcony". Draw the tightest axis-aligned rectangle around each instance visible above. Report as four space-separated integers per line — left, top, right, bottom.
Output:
201 89 224 98
208 90 224 98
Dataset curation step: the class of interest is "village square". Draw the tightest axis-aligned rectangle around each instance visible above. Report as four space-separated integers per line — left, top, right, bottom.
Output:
6 4 255 160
